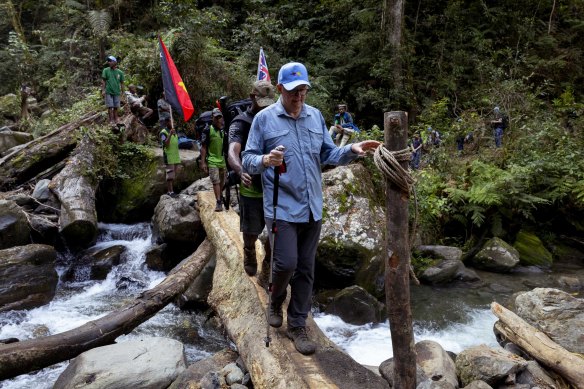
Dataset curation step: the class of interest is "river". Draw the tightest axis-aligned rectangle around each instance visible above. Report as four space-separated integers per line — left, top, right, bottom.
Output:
1 223 582 388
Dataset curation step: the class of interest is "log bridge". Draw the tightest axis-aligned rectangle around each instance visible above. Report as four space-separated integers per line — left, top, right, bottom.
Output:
0 191 389 388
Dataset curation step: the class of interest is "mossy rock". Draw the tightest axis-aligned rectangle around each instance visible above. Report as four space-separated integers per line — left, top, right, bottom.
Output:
0 94 20 119
513 230 553 267
97 148 200 222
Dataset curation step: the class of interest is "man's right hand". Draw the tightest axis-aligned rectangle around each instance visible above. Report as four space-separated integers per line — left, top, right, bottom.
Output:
200 161 208 174
240 172 252 186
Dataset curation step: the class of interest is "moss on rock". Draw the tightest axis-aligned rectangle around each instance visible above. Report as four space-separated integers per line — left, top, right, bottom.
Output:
513 230 553 267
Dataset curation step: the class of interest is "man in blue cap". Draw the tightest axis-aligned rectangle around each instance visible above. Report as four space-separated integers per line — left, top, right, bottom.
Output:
242 62 380 355
101 55 125 125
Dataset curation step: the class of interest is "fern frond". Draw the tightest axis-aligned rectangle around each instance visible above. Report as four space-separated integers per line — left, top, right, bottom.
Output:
87 10 111 37
65 0 86 10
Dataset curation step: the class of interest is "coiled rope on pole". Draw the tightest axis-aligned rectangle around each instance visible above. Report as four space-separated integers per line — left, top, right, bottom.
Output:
373 144 420 285
373 145 414 195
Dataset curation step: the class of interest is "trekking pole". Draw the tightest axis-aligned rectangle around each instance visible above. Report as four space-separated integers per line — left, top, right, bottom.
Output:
265 145 285 347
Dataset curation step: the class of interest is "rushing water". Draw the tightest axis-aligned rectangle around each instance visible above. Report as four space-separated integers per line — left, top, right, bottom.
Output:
1 223 581 388
0 223 231 389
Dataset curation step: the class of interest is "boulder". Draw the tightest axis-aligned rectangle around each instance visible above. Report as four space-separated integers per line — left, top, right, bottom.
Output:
0 130 33 154
0 244 58 312
455 344 527 387
318 164 385 293
144 243 166 271
169 349 238 389
514 288 584 354
0 200 31 249
516 360 561 388
418 259 463 284
97 148 201 223
379 358 428 387
62 244 127 282
31 179 52 202
513 230 553 267
415 340 458 388
151 195 205 270
416 245 463 261
53 337 187 389
416 381 456 389
28 214 59 245
175 256 216 310
323 285 386 325
468 237 520 273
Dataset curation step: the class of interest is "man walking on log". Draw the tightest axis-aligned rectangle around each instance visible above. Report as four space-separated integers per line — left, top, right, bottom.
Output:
228 80 275 283
242 62 380 355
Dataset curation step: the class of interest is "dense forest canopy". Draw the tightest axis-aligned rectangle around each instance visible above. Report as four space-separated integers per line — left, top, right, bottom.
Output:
1 0 583 248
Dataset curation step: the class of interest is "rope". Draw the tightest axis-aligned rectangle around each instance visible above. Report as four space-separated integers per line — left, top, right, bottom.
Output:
373 144 420 285
373 145 414 194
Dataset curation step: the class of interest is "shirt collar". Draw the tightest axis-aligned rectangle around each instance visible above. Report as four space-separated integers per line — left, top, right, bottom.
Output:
275 97 310 119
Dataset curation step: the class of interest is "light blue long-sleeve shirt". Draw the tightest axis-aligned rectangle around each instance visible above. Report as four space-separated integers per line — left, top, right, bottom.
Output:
242 98 358 223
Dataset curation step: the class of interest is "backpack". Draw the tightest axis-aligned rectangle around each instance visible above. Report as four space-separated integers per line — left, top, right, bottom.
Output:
217 97 254 210
501 114 509 129
194 110 213 141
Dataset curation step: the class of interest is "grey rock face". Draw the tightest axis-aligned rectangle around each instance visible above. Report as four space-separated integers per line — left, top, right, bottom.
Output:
53 337 187 389
455 344 527 387
0 199 31 249
514 288 584 354
323 285 385 325
0 244 58 312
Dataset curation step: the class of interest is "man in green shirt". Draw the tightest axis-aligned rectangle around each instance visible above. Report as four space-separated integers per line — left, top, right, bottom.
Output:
200 108 226 211
101 55 125 125
159 118 180 197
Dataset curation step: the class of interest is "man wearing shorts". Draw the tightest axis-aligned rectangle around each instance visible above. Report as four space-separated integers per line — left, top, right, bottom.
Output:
159 118 180 197
101 55 125 125
228 80 275 280
200 108 226 211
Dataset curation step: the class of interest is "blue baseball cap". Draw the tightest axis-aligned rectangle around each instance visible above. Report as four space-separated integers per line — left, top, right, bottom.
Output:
107 55 117 62
277 62 311 91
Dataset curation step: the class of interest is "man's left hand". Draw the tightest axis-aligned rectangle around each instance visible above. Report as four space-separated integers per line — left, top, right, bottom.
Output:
351 140 382 156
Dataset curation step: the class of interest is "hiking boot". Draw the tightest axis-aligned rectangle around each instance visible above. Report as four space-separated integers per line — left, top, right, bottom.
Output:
267 304 283 328
214 200 223 212
243 247 257 276
257 260 270 290
287 326 316 355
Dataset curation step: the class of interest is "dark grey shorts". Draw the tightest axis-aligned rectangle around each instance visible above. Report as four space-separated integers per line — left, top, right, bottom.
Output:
239 195 265 235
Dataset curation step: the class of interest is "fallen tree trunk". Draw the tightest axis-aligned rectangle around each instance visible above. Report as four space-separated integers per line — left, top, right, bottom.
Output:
491 302 584 389
0 239 214 381
0 111 103 190
199 191 388 389
50 134 99 249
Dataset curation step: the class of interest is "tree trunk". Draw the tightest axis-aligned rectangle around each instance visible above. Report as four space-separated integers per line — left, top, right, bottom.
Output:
0 239 214 381
491 302 584 389
381 0 405 90
50 134 99 249
0 111 104 191
384 112 416 389
198 191 389 389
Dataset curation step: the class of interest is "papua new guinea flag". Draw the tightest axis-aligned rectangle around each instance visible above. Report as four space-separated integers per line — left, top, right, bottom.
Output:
158 36 194 121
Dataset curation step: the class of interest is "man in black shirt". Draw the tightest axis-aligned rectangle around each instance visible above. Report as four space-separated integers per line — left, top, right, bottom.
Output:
228 80 275 282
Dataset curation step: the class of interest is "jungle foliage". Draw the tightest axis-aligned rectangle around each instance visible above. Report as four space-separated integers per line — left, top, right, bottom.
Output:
1 0 583 247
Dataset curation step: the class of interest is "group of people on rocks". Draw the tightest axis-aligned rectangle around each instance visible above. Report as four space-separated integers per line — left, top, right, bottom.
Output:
408 107 508 170
102 56 380 356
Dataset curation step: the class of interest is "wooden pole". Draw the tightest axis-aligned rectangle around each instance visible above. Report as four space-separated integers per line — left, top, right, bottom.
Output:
384 111 416 388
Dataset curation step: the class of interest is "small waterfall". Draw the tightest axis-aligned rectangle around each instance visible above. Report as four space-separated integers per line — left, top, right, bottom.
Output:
0 223 229 389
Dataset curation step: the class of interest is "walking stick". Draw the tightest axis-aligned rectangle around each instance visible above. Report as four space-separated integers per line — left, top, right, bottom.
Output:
265 145 285 347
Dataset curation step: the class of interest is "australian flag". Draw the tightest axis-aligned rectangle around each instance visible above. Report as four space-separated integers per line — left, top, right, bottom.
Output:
256 47 271 82
159 36 194 122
